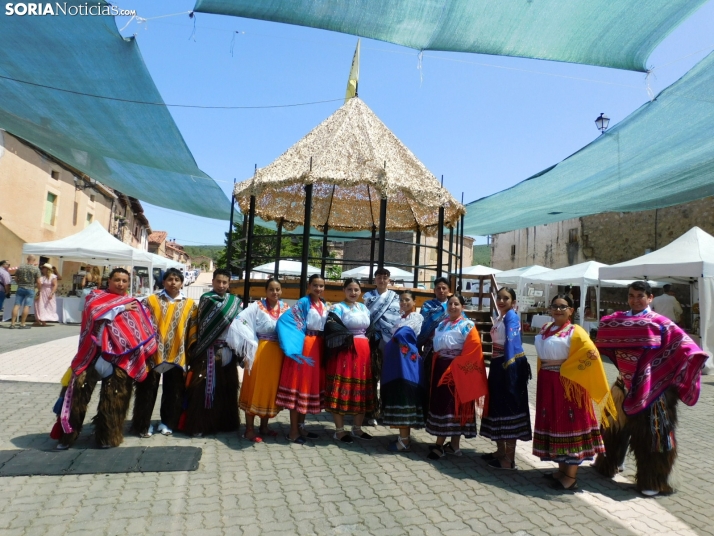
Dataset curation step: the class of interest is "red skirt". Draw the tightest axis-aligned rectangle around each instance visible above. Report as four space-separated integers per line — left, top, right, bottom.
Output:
324 337 374 415
275 335 324 414
533 369 604 464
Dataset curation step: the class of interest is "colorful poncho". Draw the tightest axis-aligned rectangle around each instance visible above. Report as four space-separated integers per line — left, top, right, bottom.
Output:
70 290 157 381
145 293 198 370
596 310 707 415
192 291 242 358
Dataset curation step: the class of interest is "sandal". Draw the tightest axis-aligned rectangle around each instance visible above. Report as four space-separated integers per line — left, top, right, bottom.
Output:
480 452 498 461
351 427 373 441
443 442 462 457
285 434 307 445
543 471 563 480
243 430 263 443
387 436 411 452
299 424 319 439
488 458 517 470
260 428 279 437
550 479 578 491
333 428 354 444
427 445 445 460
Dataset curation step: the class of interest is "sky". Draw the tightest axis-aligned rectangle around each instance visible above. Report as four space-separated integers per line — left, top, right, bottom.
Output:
113 1 714 247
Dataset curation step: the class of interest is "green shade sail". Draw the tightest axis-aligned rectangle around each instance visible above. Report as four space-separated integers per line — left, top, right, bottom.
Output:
0 1 229 219
463 51 714 237
194 0 706 71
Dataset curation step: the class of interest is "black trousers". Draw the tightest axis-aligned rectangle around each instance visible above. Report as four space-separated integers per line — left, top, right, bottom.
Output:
131 366 185 435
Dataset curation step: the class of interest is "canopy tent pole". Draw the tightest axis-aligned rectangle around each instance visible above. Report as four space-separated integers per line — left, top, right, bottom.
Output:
413 229 421 288
454 219 461 284
578 283 587 326
459 194 465 290
243 195 256 305
300 185 314 297
436 206 445 278
447 226 454 276
273 219 283 280
321 224 329 279
368 225 376 284
378 197 388 270
226 178 236 273
240 212 248 278
596 286 601 322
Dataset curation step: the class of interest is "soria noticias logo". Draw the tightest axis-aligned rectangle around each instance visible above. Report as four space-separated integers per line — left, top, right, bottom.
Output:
5 3 137 16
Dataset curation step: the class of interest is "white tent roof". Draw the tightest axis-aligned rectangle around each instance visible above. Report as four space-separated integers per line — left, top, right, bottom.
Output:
22 222 155 266
342 265 413 279
599 227 714 281
495 265 552 285
522 261 636 288
252 260 320 277
461 265 501 276
148 253 184 270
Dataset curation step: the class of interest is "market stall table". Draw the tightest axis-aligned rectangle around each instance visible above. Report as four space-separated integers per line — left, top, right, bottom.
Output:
2 296 82 324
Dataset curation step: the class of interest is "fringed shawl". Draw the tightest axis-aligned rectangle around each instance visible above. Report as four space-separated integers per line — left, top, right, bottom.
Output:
436 327 489 424
228 299 288 372
417 298 447 347
192 291 241 358
596 311 707 415
500 309 530 397
71 290 156 381
277 296 324 363
364 289 400 341
324 311 355 359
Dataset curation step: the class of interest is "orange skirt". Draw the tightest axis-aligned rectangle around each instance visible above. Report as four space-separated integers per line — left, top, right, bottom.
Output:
275 335 324 414
239 340 284 418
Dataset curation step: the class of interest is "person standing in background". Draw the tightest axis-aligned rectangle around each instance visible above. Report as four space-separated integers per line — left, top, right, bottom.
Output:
651 284 683 324
34 263 59 326
10 255 41 329
0 260 12 313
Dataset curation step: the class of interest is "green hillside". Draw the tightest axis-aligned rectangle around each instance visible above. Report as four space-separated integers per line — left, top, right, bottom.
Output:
472 244 491 266
183 245 223 261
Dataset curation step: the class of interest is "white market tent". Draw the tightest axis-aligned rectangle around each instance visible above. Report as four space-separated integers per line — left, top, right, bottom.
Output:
22 221 156 293
251 260 320 278
522 261 642 326
342 265 413 280
599 226 714 373
461 264 501 276
495 265 553 296
148 253 184 270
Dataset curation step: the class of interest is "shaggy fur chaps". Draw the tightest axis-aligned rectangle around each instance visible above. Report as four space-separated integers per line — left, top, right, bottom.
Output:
59 367 101 447
92 366 134 447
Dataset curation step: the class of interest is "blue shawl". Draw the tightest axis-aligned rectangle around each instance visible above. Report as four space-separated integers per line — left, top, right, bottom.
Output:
363 289 400 341
383 326 422 386
277 296 319 365
417 298 448 347
500 309 530 396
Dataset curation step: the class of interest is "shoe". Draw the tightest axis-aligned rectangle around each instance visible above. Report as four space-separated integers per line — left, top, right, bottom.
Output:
192 432 204 438
640 489 659 497
427 445 445 460
542 471 562 481
366 418 378 426
100 444 113 449
139 424 154 438
387 437 411 453
260 428 279 437
242 432 263 443
480 452 497 461
8 325 15 329
618 463 626 473
351 427 373 441
299 424 319 439
56 443 69 451
488 458 516 470
443 442 462 457
285 434 307 445
19 325 31 329
157 423 172 436
550 479 578 491
333 428 354 443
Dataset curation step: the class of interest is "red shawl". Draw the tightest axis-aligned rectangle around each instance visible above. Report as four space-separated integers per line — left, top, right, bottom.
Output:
437 328 489 424
71 290 157 381
596 310 707 415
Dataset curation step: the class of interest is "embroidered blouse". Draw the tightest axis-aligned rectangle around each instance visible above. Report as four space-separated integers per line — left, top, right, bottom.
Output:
330 302 370 338
535 322 574 369
391 312 423 337
306 300 328 332
433 317 475 355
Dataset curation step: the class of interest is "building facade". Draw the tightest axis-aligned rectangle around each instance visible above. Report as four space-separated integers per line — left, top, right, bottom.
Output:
111 192 151 251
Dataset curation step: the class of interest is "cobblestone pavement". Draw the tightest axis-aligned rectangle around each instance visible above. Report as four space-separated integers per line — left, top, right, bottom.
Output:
0 338 713 536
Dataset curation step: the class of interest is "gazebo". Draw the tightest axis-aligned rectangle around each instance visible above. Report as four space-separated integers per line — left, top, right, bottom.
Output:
231 97 465 301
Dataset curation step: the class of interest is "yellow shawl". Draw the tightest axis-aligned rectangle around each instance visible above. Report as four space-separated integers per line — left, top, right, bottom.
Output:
538 324 617 427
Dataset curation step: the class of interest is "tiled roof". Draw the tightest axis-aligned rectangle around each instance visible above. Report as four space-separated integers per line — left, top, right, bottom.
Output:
148 230 167 244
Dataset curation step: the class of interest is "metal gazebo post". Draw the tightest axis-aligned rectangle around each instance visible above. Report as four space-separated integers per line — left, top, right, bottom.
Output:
226 178 236 273
242 168 257 305
459 192 465 289
436 206 445 278
377 197 388 270
368 226 376 284
413 229 421 288
321 224 329 279
447 225 454 275
273 218 283 279
299 157 314 297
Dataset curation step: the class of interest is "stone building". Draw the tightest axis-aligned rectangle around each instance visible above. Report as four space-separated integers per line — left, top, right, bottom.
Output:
0 130 115 278
111 192 151 251
343 231 474 287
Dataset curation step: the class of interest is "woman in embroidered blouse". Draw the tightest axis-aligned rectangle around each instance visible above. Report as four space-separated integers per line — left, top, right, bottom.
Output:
534 294 614 491
480 287 532 470
382 290 424 452
276 274 328 444
426 295 488 460
324 278 374 443
229 278 290 442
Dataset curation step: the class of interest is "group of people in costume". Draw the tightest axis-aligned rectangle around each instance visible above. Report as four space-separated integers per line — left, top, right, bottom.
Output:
51 266 706 497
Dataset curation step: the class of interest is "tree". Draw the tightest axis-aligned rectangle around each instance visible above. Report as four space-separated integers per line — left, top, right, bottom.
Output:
217 221 327 276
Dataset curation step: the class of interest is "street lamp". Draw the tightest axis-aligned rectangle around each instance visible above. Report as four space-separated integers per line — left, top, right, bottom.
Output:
595 113 610 134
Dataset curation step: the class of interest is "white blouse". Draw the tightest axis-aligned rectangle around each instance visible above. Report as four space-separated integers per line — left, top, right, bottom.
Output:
491 317 506 346
534 324 574 361
332 302 370 336
306 302 328 331
391 312 423 336
433 318 474 353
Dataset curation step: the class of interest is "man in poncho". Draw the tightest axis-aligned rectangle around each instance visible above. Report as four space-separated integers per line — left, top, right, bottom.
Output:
595 281 707 496
53 268 157 449
131 268 197 438
183 268 242 436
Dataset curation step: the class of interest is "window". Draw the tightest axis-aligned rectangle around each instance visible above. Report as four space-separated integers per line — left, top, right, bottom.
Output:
85 212 93 227
510 244 516 256
50 170 60 180
89 194 95 203
44 192 58 225
569 228 579 243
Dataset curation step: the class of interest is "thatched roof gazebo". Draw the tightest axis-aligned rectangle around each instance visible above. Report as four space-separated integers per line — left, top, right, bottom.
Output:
232 97 466 298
